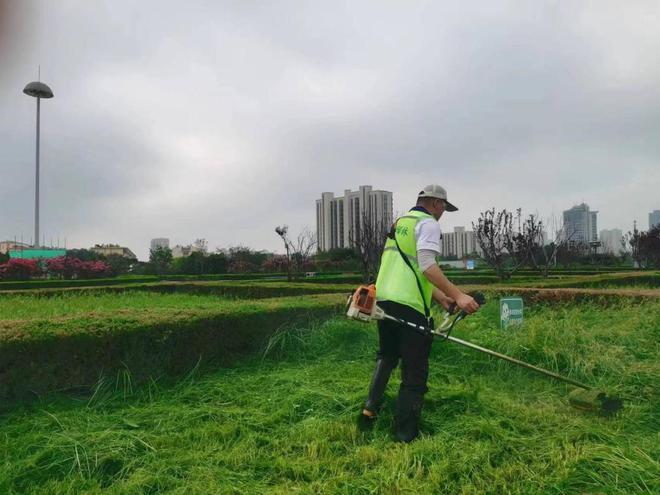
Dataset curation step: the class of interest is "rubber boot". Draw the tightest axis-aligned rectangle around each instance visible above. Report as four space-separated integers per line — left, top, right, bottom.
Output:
395 388 424 443
364 358 396 412
358 359 396 431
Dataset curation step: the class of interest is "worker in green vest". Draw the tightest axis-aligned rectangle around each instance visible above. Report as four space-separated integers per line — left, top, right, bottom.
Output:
359 184 480 442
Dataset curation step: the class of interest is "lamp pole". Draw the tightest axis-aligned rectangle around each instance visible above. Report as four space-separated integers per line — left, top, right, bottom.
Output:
23 79 54 248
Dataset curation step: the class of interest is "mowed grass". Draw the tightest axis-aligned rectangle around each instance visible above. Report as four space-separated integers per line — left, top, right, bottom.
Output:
1 298 658 494
0 292 237 320
0 282 355 321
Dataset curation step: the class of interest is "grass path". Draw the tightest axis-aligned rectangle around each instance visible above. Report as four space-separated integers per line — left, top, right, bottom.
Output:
1 301 658 494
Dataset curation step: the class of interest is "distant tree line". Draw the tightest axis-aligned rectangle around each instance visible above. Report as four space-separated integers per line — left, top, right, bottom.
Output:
472 207 660 279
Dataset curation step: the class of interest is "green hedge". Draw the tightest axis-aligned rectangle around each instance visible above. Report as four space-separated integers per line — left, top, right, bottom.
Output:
476 286 660 306
0 281 355 300
0 294 344 403
538 273 660 289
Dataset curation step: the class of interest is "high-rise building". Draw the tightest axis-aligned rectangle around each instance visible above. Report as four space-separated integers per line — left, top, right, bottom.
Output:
599 229 623 254
563 203 598 243
316 185 393 251
439 226 483 258
150 238 170 251
649 210 660 229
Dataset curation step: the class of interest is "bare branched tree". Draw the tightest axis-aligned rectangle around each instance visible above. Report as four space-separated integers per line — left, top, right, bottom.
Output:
275 225 292 281
290 227 317 275
527 215 577 277
349 212 390 282
473 208 518 279
473 208 549 279
275 225 317 281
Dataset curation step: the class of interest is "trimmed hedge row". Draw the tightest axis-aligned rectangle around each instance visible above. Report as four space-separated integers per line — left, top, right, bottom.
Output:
538 273 660 289
0 281 356 300
0 294 345 403
470 286 660 305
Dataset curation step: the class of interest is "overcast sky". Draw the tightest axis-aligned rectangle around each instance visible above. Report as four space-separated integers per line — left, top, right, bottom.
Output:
1 1 659 260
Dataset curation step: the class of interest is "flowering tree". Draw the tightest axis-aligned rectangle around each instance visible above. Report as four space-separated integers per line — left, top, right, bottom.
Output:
261 255 288 273
0 259 40 280
78 260 112 279
46 256 112 279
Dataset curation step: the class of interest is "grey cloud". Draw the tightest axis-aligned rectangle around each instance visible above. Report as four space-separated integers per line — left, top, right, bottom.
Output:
1 1 659 259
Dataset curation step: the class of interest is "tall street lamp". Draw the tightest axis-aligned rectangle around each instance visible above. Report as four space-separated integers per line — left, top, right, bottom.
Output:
23 80 54 248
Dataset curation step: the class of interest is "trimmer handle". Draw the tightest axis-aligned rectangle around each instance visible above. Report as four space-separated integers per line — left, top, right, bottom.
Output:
447 292 486 316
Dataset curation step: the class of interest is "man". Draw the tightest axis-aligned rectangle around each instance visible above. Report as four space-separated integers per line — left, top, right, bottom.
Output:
359 184 480 442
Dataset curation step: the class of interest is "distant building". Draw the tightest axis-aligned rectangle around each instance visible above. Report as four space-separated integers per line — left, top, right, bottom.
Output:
91 244 137 259
439 226 483 258
171 244 204 258
150 238 170 251
650 210 660 229
599 229 623 254
563 203 598 244
316 185 393 252
0 240 30 255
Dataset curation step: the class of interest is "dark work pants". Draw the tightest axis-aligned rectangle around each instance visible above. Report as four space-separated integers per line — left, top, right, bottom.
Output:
376 301 433 396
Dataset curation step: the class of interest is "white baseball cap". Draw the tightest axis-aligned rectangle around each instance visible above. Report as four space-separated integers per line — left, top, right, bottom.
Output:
417 184 458 212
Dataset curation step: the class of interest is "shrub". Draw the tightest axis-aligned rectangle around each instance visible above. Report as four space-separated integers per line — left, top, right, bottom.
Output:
46 256 113 279
0 258 40 280
227 260 259 273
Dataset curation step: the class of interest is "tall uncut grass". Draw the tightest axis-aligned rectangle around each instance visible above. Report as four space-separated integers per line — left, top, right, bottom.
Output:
1 300 658 494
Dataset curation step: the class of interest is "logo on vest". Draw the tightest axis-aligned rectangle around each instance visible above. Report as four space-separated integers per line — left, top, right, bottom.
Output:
396 225 409 236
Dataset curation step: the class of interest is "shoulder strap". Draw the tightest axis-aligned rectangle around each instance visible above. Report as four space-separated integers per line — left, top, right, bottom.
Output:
392 222 431 321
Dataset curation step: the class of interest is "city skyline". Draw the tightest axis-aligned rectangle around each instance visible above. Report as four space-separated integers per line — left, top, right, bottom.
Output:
1 2 659 260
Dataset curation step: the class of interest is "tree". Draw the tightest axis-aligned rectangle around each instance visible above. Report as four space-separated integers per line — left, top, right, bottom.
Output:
222 245 269 267
527 215 577 277
275 226 317 281
178 251 207 274
349 212 389 283
628 224 660 268
261 254 288 273
640 226 660 268
206 252 228 274
149 246 173 275
66 248 101 261
104 254 133 275
473 208 518 279
0 259 40 280
193 238 208 254
473 208 547 280
275 226 292 281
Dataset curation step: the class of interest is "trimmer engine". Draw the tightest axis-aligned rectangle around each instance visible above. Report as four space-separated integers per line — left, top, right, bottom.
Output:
346 284 385 322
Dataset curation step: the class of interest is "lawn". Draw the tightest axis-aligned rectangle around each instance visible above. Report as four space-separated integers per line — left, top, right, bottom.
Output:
1 298 657 494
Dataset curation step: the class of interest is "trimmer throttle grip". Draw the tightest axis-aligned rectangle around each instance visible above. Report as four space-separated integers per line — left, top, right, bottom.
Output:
473 292 486 305
446 292 486 315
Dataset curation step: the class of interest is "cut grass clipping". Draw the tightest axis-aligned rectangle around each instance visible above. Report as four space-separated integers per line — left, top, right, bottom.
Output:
1 299 658 494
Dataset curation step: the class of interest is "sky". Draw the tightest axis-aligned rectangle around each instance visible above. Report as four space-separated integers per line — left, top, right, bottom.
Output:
1 1 659 260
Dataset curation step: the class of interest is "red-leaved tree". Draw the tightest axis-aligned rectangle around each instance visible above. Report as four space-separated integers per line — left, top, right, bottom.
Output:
0 259 41 280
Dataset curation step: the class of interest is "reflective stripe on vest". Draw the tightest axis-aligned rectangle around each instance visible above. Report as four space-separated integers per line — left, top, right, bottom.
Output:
375 210 435 316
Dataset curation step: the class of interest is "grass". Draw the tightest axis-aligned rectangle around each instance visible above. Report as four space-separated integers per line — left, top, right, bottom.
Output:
1 299 658 494
0 292 239 320
0 286 350 321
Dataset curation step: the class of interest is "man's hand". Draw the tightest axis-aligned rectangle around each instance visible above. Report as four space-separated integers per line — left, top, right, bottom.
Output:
439 295 455 312
455 293 480 314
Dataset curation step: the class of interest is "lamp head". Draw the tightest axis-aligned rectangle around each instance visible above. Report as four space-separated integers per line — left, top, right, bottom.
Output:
23 81 54 98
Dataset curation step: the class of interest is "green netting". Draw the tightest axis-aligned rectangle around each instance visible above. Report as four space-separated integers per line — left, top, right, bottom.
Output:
9 249 66 259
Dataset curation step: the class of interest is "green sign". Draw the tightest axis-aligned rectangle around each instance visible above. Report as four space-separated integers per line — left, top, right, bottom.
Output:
500 297 523 329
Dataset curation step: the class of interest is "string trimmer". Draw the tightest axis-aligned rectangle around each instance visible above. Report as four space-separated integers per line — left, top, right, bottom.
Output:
346 285 623 416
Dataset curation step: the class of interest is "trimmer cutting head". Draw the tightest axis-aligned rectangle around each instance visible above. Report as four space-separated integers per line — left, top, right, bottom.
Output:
567 389 624 416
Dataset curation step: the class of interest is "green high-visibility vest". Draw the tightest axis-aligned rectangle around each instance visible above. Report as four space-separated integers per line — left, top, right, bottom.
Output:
375 209 435 317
